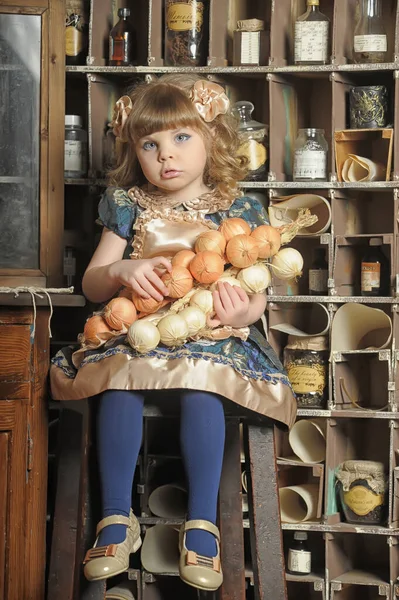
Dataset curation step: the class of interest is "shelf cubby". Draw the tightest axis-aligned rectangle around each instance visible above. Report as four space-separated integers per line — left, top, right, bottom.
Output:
331 190 395 237
287 580 325 600
283 529 326 583
330 580 390 600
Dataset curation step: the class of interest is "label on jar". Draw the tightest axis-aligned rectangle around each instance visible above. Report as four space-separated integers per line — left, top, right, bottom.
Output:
287 549 311 574
343 485 384 516
240 31 260 65
294 150 326 180
166 2 204 31
65 140 86 174
361 262 380 292
286 363 326 395
238 139 267 172
309 268 328 293
295 21 329 62
65 26 84 56
354 35 387 53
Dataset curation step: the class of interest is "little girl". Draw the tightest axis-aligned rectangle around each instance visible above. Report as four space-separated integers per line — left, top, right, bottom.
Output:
51 74 296 592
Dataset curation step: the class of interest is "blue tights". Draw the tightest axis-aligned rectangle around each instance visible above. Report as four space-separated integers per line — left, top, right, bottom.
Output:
96 389 225 557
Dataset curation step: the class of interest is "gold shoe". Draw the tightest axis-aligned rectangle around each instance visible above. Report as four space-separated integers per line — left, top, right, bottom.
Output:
83 510 142 581
179 519 223 591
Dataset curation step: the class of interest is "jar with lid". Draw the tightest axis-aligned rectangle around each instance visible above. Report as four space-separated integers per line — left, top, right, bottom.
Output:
283 335 328 409
232 101 268 181
293 128 328 181
165 0 209 66
287 532 312 575
64 115 87 178
335 460 387 525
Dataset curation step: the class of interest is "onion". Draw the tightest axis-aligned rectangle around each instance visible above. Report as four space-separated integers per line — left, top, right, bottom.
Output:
127 320 160 353
195 230 226 257
251 225 281 258
161 266 194 299
219 217 251 241
103 297 137 330
172 250 196 268
226 234 259 268
237 263 271 294
189 251 225 284
271 248 304 280
157 314 189 347
132 293 167 314
83 315 113 345
210 276 242 291
189 289 214 315
179 306 207 336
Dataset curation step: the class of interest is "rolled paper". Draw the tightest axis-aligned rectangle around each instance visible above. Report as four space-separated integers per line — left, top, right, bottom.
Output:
279 484 319 523
269 194 331 235
331 304 392 352
148 484 187 519
270 302 330 338
242 470 248 492
141 525 180 574
288 419 326 464
242 493 249 514
341 154 385 182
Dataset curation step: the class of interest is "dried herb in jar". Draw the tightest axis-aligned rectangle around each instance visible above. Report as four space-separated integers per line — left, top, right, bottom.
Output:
165 0 209 66
284 335 328 409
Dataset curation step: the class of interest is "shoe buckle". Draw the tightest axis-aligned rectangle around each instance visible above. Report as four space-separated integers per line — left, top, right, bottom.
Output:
186 550 221 573
83 544 117 564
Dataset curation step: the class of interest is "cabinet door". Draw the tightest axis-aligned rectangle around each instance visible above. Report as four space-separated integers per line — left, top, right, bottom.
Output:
0 401 27 600
0 1 64 287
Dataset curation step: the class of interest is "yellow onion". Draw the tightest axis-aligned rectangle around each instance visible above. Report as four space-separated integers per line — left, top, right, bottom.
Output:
172 250 196 268
189 251 225 284
271 248 304 280
83 315 113 345
237 263 271 294
127 320 160 353
219 217 251 241
157 314 189 347
189 289 214 315
179 306 207 336
132 292 167 314
195 230 226 257
103 297 137 330
251 225 281 258
226 234 259 268
161 266 194 299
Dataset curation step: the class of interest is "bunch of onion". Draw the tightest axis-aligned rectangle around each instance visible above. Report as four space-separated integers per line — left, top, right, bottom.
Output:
219 217 251 242
271 247 304 280
157 314 189 347
237 263 271 294
103 297 137 331
189 251 225 284
195 230 226 257
172 250 196 269
83 315 113 346
127 320 161 353
226 234 259 268
250 225 281 259
161 266 194 299
179 306 207 336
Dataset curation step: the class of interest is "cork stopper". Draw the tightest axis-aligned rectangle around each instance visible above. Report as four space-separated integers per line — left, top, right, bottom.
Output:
236 19 265 32
285 335 328 351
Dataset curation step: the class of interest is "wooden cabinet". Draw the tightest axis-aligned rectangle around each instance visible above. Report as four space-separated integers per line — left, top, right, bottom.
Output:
0 307 49 600
0 0 64 288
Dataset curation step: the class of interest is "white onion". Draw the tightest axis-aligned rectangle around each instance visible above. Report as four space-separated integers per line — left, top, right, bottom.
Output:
271 248 304 280
157 314 189 347
189 289 214 315
237 263 271 293
210 276 242 291
179 306 207 336
127 321 160 353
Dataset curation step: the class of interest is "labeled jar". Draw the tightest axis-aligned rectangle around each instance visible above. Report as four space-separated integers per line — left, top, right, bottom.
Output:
287 532 312 575
349 85 388 129
233 19 269 66
233 101 268 181
361 237 389 297
293 128 328 181
65 0 88 66
165 0 209 66
65 115 87 178
335 460 387 525
284 335 328 409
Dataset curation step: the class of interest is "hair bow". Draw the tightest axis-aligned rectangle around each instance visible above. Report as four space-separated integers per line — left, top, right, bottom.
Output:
110 95 133 141
189 80 230 122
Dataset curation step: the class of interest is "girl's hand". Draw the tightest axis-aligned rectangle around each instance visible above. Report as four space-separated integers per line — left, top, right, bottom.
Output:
208 282 250 328
109 257 172 301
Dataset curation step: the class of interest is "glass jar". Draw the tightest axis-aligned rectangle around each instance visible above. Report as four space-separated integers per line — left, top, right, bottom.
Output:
233 101 268 181
335 460 387 525
293 128 328 181
164 0 209 66
283 335 328 409
64 115 87 178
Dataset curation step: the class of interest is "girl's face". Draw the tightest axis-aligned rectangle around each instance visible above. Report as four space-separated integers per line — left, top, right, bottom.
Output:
135 127 209 198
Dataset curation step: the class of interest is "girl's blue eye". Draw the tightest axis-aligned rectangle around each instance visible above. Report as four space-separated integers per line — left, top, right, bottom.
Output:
175 133 190 143
143 141 156 151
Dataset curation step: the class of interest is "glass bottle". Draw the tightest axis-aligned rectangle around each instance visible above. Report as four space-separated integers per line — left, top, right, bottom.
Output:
353 0 388 64
293 128 328 181
287 532 312 575
64 115 87 178
109 8 136 66
284 335 328 409
165 0 209 67
294 0 330 65
309 247 328 295
232 101 268 181
361 238 389 297
65 0 88 66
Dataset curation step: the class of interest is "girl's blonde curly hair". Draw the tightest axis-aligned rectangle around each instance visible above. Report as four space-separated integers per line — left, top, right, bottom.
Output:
108 74 248 202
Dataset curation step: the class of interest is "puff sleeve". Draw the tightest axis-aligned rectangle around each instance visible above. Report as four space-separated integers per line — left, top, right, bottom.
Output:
210 195 269 229
97 187 137 242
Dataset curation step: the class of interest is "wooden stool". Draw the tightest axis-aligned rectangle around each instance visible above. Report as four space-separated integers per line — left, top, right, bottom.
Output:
47 402 287 600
